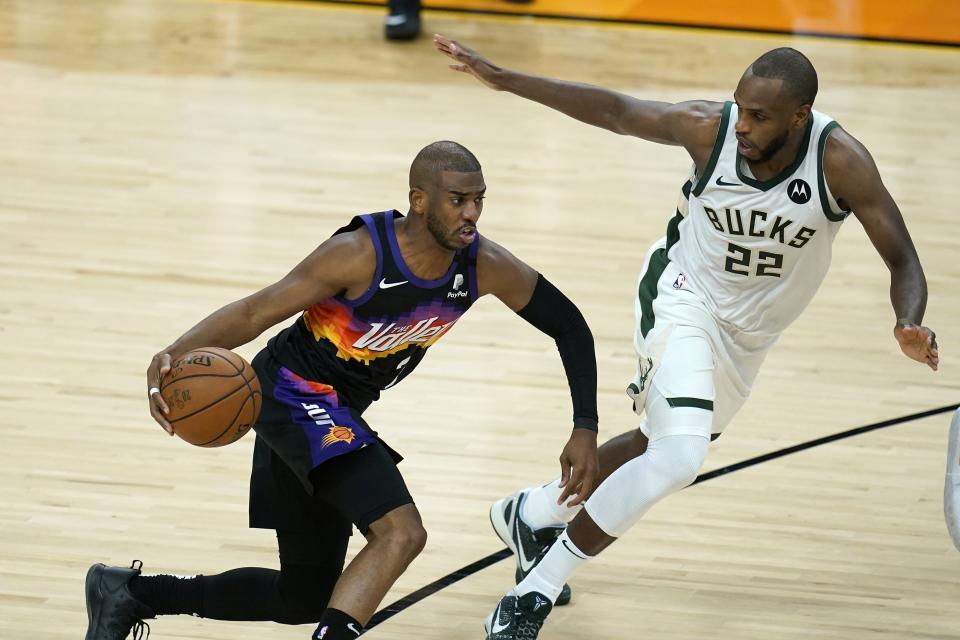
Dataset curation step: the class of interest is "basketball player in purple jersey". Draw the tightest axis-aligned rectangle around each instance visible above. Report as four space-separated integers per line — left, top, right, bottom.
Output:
83 141 600 640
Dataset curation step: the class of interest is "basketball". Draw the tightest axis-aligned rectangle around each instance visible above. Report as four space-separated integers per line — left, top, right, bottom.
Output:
159 347 262 447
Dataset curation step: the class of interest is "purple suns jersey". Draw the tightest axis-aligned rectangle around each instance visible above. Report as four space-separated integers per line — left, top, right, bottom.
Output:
266 210 480 409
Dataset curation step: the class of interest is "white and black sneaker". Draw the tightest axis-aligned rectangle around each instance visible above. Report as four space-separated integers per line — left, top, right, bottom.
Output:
489 489 572 606
484 591 552 640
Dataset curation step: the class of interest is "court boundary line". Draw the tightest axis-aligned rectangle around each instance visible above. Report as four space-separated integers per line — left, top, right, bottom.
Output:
251 0 960 50
366 401 960 630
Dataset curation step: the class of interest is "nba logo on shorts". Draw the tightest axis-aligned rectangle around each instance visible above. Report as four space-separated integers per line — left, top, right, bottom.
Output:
672 273 686 289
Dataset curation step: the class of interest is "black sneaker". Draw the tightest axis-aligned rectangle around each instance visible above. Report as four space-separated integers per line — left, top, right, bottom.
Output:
85 560 154 640
384 0 421 41
489 489 572 606
484 591 552 640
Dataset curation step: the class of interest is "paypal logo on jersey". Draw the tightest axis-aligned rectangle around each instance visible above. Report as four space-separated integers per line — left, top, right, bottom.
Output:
447 272 468 299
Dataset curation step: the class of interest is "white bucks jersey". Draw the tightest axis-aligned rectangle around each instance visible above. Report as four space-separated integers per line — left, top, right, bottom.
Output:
666 102 849 336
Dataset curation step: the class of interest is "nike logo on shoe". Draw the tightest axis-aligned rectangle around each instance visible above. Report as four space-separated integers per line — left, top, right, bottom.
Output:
715 176 740 187
490 601 511 635
379 278 408 289
512 495 540 573
347 622 361 636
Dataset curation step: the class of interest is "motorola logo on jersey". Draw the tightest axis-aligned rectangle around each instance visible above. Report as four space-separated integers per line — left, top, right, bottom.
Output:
787 179 812 204
353 317 456 352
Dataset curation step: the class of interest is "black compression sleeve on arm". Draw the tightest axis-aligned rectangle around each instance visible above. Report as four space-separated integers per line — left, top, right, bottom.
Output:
517 274 599 431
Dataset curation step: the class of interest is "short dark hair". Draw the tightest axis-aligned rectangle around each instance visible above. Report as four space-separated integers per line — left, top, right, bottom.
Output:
409 141 482 191
749 48 818 106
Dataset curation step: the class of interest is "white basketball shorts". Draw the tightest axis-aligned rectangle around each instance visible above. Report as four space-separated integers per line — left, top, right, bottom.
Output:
629 238 778 440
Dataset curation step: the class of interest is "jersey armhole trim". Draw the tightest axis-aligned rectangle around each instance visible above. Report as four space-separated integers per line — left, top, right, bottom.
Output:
339 213 385 308
691 101 732 198
817 122 851 223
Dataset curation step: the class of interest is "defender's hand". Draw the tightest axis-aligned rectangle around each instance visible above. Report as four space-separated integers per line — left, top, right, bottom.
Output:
432 34 502 90
147 352 174 434
894 323 939 371
557 428 599 507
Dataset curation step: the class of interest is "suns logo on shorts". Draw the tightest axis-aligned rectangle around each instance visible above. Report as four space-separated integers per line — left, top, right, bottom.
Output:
320 426 356 448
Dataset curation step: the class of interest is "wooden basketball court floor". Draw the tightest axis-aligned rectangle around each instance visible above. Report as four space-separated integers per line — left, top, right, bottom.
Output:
1 1 959 638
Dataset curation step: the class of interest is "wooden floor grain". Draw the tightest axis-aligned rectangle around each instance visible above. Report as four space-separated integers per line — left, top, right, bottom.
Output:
1 1 958 638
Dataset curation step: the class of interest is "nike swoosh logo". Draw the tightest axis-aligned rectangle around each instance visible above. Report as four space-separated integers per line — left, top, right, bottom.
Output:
513 498 540 572
715 176 740 187
347 623 360 636
490 601 510 635
379 278 408 289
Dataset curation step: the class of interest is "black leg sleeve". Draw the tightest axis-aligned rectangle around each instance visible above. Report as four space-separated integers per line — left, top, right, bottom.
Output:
198 568 285 621
131 568 289 621
131 531 345 625
133 564 339 625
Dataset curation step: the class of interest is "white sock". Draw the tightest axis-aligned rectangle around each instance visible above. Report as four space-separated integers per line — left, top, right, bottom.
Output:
514 530 590 604
520 479 581 530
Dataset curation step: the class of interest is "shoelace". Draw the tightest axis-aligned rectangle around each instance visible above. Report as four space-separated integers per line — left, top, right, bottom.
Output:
109 560 148 639
535 530 561 563
131 620 150 640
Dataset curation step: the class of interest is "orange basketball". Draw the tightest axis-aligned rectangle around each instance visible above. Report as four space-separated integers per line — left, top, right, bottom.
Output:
159 347 261 447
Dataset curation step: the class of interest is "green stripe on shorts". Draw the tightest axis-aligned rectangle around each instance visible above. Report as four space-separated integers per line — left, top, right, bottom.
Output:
638 212 683 339
666 397 714 411
638 247 669 339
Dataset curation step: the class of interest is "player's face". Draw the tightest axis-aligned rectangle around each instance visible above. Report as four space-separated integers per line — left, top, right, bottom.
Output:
733 73 808 164
424 171 485 251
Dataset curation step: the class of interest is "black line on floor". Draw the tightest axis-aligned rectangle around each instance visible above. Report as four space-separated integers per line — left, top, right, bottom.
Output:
365 402 959 631
693 403 960 484
366 548 512 628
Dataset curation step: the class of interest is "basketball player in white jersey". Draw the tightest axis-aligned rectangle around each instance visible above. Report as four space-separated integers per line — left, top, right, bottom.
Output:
433 37 940 639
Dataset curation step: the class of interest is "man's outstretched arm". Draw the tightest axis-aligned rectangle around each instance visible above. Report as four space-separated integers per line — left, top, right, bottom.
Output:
825 128 938 370
433 34 720 159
